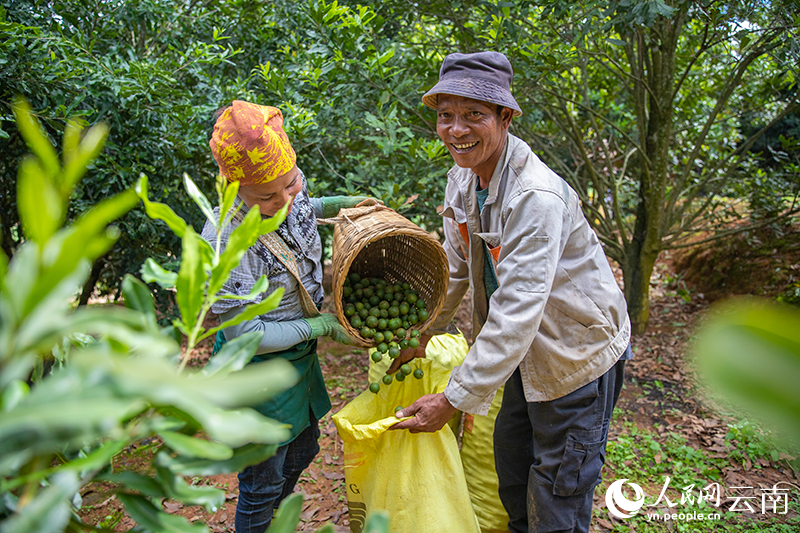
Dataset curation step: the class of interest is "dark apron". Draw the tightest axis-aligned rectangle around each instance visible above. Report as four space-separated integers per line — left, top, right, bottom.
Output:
213 332 331 444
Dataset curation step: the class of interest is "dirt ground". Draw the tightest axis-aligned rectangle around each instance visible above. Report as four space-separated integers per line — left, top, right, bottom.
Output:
78 226 800 532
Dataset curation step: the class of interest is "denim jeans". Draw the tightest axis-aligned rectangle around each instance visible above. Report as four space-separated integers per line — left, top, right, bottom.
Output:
494 358 625 533
235 420 321 533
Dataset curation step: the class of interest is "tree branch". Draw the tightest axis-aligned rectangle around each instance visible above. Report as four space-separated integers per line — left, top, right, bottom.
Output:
664 205 800 250
671 32 784 211
673 21 711 99
535 87 651 166
671 98 800 227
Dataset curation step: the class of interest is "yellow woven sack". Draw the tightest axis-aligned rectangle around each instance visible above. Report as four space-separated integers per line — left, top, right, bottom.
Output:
460 386 510 533
333 358 480 533
367 332 469 434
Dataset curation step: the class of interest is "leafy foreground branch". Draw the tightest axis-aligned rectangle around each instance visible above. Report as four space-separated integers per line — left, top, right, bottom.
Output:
0 98 388 533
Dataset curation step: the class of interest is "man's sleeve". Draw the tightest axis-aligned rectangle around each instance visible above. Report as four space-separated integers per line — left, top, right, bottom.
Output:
444 190 570 415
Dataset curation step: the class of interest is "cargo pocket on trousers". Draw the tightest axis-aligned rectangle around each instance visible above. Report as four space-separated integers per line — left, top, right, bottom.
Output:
552 428 606 497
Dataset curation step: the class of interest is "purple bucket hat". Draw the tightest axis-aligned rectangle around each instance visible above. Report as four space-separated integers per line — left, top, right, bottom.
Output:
422 51 522 117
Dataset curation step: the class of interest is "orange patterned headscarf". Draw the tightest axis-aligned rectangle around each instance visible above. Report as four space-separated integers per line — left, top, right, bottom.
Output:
210 101 297 185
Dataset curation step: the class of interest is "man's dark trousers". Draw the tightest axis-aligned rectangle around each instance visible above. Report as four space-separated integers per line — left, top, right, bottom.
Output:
494 358 626 533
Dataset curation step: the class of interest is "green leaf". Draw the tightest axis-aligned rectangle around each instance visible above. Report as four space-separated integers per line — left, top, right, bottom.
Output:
144 415 188 434
122 274 157 329
102 472 165 499
0 471 79 533
118 493 209 533
0 392 147 459
198 362 301 409
12 96 59 179
363 511 391 533
377 47 395 65
154 465 225 513
209 410 292 447
158 431 233 460
141 258 178 289
161 325 184 346
220 179 240 226
0 448 33 479
155 443 278 476
202 331 260 377
739 32 751 50
694 299 800 445
258 200 289 235
184 173 216 226
0 430 104 491
68 351 295 447
0 248 7 280
652 0 675 17
2 242 39 332
176 227 205 334
204 287 284 341
267 493 303 533
154 407 201 436
61 121 108 195
218 274 269 300
209 206 262 297
18 305 175 363
16 155 62 244
62 121 80 174
1 380 30 412
0 356 35 399
135 174 188 239
61 438 127 477
23 188 138 317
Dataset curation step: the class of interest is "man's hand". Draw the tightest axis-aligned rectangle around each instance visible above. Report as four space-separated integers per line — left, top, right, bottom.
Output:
386 333 431 374
389 392 457 433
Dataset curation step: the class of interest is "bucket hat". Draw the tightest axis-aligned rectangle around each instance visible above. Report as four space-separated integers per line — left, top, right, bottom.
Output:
422 51 522 117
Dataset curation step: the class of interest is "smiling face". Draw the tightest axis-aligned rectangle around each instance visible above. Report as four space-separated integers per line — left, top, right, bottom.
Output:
436 94 513 183
237 165 303 217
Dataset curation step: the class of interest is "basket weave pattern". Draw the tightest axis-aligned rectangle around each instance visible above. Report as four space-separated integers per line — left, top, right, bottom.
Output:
330 206 449 347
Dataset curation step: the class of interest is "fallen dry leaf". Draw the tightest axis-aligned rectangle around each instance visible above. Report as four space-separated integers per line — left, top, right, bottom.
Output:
596 518 614 530
300 505 320 521
163 502 183 513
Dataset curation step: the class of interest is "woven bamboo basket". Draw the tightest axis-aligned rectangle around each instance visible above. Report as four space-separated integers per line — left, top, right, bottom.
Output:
326 203 449 347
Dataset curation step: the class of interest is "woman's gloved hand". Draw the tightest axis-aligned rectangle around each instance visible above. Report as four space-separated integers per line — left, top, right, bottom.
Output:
320 196 381 218
304 313 359 345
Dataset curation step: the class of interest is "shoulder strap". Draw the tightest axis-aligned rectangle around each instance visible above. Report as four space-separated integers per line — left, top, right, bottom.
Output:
233 210 321 318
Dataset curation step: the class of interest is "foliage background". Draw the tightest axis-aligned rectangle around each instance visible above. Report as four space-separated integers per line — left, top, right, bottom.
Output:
1 0 798 331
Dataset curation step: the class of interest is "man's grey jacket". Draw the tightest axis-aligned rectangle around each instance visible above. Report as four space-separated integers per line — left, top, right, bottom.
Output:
430 134 631 415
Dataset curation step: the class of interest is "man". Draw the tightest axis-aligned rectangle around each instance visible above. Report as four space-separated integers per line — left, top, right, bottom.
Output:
390 52 633 533
202 100 370 533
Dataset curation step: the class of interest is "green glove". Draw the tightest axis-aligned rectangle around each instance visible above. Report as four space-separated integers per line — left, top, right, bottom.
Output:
321 196 375 218
304 313 359 345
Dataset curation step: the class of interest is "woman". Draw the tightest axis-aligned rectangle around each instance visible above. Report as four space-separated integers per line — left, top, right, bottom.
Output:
201 100 368 533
